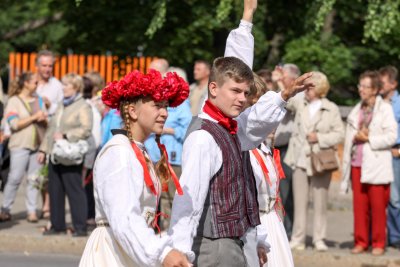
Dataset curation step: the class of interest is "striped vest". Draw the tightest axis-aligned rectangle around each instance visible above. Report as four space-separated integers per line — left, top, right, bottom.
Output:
191 118 260 238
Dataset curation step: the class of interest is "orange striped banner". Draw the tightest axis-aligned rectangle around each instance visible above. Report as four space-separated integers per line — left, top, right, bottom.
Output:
8 52 156 84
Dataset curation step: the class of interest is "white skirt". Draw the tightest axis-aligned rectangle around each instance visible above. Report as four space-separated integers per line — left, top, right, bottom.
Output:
262 211 294 267
79 227 138 267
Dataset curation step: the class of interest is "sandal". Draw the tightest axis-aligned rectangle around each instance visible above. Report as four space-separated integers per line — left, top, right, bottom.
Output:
41 210 50 220
0 212 11 222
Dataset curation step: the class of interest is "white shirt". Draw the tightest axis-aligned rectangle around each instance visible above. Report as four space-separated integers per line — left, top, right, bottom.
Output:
308 99 322 120
93 134 172 266
37 77 63 115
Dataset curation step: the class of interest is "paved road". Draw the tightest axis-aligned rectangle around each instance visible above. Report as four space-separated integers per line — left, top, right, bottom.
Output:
0 252 80 267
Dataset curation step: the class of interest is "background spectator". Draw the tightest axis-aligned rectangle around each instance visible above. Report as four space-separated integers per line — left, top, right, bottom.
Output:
378 66 400 249
189 60 210 116
35 50 63 116
0 72 47 223
81 76 102 227
39 73 92 236
272 63 301 239
284 71 344 251
341 70 397 256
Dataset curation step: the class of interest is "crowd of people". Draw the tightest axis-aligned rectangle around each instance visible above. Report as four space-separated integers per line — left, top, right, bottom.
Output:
0 0 399 266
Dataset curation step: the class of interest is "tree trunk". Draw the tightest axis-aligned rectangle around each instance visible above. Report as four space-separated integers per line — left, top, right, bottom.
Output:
2 12 63 41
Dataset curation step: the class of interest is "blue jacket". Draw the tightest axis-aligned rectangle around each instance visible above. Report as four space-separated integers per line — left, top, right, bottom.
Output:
391 90 400 145
145 100 192 166
101 109 122 147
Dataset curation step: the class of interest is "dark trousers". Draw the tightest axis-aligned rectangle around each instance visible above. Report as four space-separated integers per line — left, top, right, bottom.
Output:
278 145 294 239
84 169 95 220
49 162 87 232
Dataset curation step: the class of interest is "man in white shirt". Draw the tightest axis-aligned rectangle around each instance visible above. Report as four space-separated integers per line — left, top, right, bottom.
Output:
168 1 314 266
35 50 63 116
189 60 211 116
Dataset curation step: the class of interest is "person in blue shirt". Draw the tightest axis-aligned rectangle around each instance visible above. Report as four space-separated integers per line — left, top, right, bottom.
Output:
145 97 192 230
101 108 122 148
379 66 400 249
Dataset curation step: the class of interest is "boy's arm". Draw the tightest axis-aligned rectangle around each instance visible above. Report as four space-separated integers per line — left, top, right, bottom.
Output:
224 0 257 69
168 130 222 262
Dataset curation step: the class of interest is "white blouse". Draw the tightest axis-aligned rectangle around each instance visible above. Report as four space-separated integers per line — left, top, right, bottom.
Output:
93 134 172 266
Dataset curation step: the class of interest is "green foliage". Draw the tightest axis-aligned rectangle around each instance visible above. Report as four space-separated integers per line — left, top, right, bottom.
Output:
283 35 354 86
1 0 400 105
364 0 400 42
216 0 234 23
312 0 336 34
145 0 167 39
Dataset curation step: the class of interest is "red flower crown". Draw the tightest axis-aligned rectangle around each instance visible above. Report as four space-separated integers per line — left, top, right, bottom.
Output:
102 69 189 109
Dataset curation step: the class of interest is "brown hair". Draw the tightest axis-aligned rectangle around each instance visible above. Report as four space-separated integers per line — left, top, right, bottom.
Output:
256 69 272 84
379 66 398 83
8 72 34 97
209 57 254 87
247 73 268 105
84 71 105 92
359 70 381 92
119 99 170 187
194 60 211 71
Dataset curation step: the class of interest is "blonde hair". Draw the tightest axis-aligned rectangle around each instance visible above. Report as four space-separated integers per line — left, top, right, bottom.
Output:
309 71 330 98
62 73 84 92
119 99 170 188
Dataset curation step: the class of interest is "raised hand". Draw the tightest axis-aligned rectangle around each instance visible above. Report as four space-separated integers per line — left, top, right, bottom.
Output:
242 0 258 22
281 72 315 101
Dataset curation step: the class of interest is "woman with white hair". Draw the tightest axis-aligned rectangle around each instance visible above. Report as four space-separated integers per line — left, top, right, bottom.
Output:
285 71 344 251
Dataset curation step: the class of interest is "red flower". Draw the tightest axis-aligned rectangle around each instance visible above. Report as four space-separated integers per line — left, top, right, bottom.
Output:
101 81 121 109
101 69 189 109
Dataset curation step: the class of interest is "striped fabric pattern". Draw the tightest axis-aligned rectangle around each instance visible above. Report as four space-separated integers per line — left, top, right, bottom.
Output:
6 111 19 123
201 119 260 238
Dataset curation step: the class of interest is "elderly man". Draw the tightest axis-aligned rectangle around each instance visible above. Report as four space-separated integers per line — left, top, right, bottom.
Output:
36 50 63 116
272 63 301 241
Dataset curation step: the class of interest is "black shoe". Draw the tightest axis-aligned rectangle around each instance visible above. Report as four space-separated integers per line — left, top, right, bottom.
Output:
43 228 66 236
390 241 400 249
72 231 87 237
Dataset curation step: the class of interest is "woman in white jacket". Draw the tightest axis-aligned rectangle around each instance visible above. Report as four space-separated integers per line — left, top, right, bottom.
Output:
341 70 397 256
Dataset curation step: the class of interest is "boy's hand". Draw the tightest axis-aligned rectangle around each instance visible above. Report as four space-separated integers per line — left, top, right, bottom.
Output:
242 0 257 22
281 72 314 101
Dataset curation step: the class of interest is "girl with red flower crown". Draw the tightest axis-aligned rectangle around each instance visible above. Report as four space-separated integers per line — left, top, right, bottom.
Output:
79 69 191 267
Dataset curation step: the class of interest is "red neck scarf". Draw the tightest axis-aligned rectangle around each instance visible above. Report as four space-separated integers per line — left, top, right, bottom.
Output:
273 148 286 179
156 140 183 195
131 142 158 196
203 100 238 134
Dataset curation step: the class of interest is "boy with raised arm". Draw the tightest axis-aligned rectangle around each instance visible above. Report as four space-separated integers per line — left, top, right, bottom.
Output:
169 1 313 266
